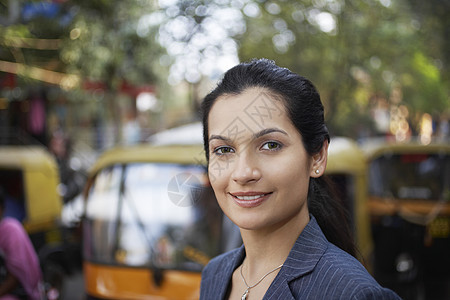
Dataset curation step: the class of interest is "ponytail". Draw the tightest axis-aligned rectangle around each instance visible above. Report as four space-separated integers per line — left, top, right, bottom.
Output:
308 177 356 257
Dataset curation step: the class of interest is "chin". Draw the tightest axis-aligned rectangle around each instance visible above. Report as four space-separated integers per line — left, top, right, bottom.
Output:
232 214 271 231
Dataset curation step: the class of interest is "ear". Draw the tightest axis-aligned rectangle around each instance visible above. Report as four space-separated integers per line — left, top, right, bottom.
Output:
310 139 328 178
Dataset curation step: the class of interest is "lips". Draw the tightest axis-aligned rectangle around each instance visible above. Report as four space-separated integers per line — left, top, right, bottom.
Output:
229 192 272 208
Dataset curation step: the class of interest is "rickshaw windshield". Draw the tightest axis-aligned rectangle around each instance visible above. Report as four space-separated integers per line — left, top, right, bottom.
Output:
0 168 26 222
368 153 450 200
83 163 223 271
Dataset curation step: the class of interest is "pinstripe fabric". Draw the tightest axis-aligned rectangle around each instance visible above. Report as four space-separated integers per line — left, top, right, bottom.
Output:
200 216 401 300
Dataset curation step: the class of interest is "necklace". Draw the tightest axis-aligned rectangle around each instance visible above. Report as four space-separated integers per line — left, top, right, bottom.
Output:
239 261 283 300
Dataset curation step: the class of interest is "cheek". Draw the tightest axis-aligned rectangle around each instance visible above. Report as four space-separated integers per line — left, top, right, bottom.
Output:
267 156 311 192
208 160 230 193
266 152 310 175
208 171 229 213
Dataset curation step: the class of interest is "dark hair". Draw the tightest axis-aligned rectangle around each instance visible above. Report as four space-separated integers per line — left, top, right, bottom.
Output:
201 58 356 257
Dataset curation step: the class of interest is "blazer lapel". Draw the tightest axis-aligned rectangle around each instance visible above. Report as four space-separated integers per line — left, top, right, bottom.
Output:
263 216 328 299
212 245 246 299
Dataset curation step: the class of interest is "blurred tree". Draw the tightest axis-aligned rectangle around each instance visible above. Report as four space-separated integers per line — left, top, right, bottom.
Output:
235 0 449 138
61 0 163 86
2 0 448 141
1 0 166 144
408 0 450 81
144 0 243 113
0 1 68 76
406 0 450 118
59 0 166 143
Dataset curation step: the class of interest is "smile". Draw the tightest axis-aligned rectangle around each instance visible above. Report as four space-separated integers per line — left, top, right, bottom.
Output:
235 194 266 201
229 192 272 208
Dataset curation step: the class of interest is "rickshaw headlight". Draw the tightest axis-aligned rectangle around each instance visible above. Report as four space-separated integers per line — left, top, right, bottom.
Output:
395 253 414 273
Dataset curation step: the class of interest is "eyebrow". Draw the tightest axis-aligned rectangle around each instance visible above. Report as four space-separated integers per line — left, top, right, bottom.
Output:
254 128 288 139
209 127 288 143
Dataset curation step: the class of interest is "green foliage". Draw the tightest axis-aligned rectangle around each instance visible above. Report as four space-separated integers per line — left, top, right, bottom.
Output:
1 0 448 139
401 52 447 114
0 0 168 145
235 0 449 138
1 0 166 89
61 0 165 87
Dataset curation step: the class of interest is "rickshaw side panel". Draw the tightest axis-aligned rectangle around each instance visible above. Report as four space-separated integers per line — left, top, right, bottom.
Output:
84 262 200 300
82 144 217 300
24 168 62 232
326 137 373 269
0 146 62 234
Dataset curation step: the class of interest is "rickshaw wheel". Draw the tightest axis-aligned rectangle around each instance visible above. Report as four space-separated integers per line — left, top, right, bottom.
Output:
42 261 65 300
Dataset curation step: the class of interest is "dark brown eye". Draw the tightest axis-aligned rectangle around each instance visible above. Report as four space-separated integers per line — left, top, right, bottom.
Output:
262 141 282 151
213 146 234 155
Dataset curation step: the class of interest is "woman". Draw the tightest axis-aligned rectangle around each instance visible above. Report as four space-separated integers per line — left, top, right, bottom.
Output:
199 59 400 299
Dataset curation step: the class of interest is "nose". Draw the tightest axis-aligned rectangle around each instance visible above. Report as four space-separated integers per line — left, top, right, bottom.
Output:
231 152 261 184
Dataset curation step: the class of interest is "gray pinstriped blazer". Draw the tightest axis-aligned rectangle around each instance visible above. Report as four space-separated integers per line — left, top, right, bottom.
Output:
200 216 401 299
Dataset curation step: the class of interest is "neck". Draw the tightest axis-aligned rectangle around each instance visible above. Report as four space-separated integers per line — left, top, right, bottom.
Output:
240 211 310 276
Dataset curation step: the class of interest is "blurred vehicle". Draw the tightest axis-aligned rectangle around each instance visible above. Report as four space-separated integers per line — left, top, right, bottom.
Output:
82 143 238 299
362 138 450 300
0 145 61 235
0 144 80 298
82 123 374 299
326 137 373 269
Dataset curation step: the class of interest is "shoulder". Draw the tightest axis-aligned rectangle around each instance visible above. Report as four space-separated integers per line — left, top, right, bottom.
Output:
0 217 24 234
350 285 402 300
306 244 400 299
0 218 29 256
283 217 400 299
320 242 370 276
0 217 21 226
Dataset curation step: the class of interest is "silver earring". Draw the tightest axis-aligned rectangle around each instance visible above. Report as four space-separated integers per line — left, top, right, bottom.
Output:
315 169 320 175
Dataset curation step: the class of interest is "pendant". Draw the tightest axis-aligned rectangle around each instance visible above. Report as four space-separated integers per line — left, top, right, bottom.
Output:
241 288 249 300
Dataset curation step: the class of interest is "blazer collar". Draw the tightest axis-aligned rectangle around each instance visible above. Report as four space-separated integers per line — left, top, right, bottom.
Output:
214 216 328 299
262 215 329 299
280 215 328 280
213 244 245 299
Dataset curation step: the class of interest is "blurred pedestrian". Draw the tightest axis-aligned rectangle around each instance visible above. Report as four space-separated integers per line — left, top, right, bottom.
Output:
199 59 401 299
0 188 43 300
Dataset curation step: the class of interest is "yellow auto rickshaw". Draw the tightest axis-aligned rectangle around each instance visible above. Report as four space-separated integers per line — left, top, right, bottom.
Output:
82 123 373 299
0 144 75 297
82 143 234 299
361 138 450 300
325 137 373 269
0 145 62 245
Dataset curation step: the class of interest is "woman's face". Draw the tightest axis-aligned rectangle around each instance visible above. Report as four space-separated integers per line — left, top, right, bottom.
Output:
207 88 327 232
